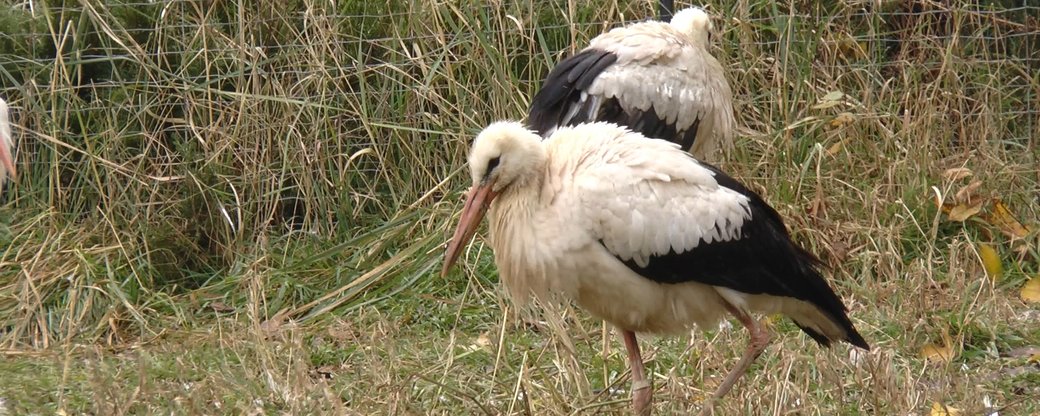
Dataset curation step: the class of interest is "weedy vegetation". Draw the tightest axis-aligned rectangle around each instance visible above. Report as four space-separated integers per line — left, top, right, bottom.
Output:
0 0 1038 414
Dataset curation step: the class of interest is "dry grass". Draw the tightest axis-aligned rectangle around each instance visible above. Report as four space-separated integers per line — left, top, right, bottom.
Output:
0 0 1038 414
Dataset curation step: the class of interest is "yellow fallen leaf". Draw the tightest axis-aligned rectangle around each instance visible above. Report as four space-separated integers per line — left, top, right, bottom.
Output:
1021 276 1040 303
985 199 1030 240
978 243 1003 281
921 331 956 363
836 38 868 59
921 342 955 363
947 201 982 222
1029 352 1040 363
830 112 855 128
826 141 843 156
942 167 972 182
930 402 962 416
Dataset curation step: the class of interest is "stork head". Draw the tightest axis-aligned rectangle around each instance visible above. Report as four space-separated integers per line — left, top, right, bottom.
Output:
466 121 545 192
669 6 714 49
0 98 16 185
442 121 545 277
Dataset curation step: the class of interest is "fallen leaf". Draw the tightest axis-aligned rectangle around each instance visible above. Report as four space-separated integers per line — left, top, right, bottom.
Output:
813 101 841 110
822 90 844 101
930 186 944 210
210 302 235 313
947 201 983 222
836 38 868 59
474 332 492 349
930 402 962 416
311 364 339 380
806 190 827 219
828 239 849 263
982 395 999 416
921 343 955 363
984 199 1030 240
813 91 845 109
826 141 843 156
978 243 1003 281
830 112 855 128
942 167 973 182
260 318 282 335
1001 345 1040 359
1020 276 1040 303
259 309 289 335
921 331 956 363
847 347 867 366
954 180 983 204
1011 243 1031 262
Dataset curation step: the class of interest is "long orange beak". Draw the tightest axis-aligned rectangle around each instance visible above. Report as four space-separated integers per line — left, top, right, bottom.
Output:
441 183 498 277
0 129 14 182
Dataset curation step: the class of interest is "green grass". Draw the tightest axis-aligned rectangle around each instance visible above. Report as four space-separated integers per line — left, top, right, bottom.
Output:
1 0 1039 414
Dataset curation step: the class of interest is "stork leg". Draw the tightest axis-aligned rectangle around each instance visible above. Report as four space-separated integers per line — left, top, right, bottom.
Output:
622 329 652 415
698 303 773 416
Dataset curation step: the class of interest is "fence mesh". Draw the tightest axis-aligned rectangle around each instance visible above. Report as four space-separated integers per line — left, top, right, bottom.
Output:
0 0 1037 344
1 1 1036 162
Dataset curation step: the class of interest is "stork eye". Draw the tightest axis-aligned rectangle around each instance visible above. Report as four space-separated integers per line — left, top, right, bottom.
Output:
486 156 501 174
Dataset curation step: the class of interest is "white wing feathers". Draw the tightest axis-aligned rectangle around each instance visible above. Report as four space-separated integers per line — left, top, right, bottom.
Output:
546 124 750 268
585 24 735 153
589 25 685 63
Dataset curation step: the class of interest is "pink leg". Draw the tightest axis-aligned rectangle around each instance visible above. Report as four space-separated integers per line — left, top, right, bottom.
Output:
622 329 652 415
699 303 772 416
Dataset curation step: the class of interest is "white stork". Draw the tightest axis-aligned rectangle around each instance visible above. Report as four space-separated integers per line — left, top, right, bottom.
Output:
526 6 735 160
442 121 869 415
0 98 16 186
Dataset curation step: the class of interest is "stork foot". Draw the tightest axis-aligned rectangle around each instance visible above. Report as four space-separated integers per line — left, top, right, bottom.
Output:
698 304 773 416
632 378 652 416
622 329 653 415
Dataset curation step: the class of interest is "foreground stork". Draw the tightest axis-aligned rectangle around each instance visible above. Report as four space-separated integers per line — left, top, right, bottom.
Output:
526 6 735 160
0 98 16 186
442 122 869 415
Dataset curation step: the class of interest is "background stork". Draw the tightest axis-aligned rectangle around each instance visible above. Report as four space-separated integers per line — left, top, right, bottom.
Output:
659 0 675 21
0 97 16 186
526 6 735 161
442 121 869 415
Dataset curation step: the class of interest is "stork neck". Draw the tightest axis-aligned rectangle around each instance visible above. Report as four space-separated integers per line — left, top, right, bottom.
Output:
487 170 552 303
497 173 544 214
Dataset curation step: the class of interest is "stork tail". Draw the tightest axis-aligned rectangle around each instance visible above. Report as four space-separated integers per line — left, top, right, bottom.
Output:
658 0 675 21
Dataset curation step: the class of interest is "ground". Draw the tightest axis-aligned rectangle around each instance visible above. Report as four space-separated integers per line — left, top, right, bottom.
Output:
1 0 1039 415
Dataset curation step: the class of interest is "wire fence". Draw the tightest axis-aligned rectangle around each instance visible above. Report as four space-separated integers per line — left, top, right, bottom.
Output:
1 1 1036 131
0 0 1036 233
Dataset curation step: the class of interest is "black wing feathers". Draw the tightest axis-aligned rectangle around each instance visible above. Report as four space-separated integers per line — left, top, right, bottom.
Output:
527 49 617 136
526 48 704 152
608 163 868 349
